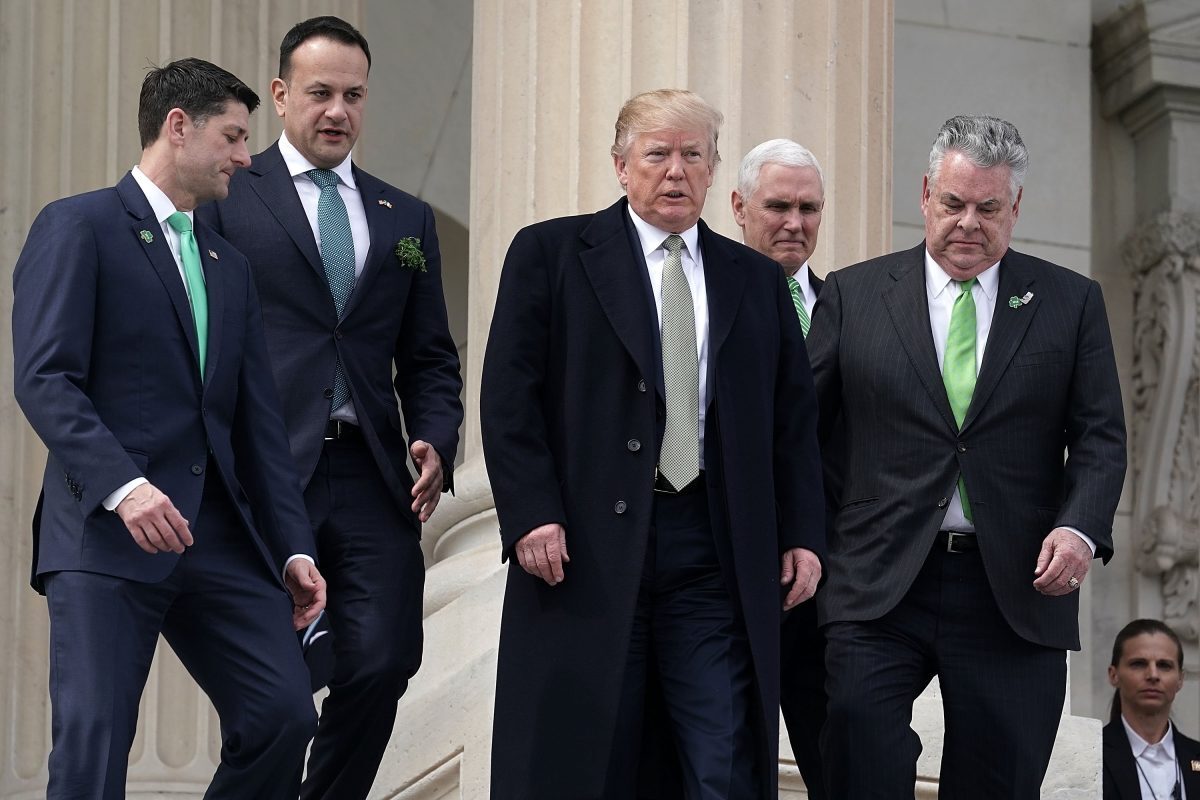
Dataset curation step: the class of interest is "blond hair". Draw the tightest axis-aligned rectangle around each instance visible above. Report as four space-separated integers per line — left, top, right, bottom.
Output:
610 89 723 167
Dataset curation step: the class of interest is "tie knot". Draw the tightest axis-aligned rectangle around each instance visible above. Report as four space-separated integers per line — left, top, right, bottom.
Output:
307 168 340 190
663 234 684 255
166 211 192 234
786 275 800 291
956 277 977 296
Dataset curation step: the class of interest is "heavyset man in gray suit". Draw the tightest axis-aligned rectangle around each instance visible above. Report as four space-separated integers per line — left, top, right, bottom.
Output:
808 115 1127 798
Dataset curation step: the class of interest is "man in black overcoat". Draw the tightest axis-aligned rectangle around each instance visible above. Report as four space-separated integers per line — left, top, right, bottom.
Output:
481 89 826 799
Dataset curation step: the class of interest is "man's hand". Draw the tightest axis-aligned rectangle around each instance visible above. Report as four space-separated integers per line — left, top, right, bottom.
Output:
285 559 327 631
410 440 444 522
115 482 193 554
515 523 569 586
781 547 822 610
1033 527 1092 596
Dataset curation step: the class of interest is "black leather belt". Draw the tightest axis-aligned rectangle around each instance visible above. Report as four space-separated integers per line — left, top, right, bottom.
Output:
936 530 978 554
324 420 362 441
653 469 705 495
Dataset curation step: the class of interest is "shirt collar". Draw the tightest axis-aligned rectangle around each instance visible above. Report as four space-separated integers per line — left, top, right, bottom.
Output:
279 132 357 190
1122 715 1177 759
626 205 700 260
924 248 999 301
131 165 187 225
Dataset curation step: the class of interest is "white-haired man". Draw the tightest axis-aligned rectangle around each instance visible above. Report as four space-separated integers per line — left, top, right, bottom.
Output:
732 138 829 800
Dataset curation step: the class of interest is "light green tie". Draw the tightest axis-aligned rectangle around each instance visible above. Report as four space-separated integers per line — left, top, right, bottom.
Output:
167 212 207 377
659 234 699 491
943 278 977 520
786 275 811 337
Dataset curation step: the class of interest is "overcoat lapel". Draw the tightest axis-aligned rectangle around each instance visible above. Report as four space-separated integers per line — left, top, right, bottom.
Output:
700 223 746 409
245 143 325 281
881 248 957 432
119 175 204 379
579 202 657 392
963 251 1038 430
342 167 396 319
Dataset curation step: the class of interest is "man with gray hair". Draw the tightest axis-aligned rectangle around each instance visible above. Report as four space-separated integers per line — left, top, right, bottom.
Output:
732 138 829 799
806 115 1126 797
482 89 825 799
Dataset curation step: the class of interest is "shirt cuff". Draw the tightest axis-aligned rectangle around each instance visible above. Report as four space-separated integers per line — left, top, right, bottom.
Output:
1061 526 1096 557
103 478 149 511
282 553 316 582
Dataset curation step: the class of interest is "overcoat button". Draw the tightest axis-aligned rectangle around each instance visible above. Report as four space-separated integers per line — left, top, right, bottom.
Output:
323 388 334 399
937 497 949 508
614 501 627 514
191 464 204 476
627 439 641 452
335 329 343 340
637 379 647 393
957 443 967 453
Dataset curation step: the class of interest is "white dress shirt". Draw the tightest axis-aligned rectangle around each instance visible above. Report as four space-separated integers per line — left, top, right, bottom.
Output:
278 132 370 424
924 251 1094 554
1123 716 1187 800
626 207 709 469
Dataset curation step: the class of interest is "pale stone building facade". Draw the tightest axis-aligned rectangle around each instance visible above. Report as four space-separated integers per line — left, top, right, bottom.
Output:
0 0 1195 797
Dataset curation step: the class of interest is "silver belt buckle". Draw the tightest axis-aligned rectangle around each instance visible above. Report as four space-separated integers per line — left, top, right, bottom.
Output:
945 531 966 553
324 420 340 441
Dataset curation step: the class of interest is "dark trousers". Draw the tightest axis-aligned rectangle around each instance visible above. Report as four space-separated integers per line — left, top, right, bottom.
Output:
43 474 316 800
300 437 426 800
604 485 759 800
822 541 1066 799
780 600 828 800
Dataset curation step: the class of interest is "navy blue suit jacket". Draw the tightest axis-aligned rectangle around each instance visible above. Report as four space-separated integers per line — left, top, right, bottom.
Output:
12 172 314 592
198 143 462 518
1104 719 1200 799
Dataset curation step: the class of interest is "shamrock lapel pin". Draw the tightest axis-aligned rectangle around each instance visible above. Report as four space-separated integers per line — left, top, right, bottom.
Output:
207 249 219 260
1008 291 1035 309
138 230 154 244
378 199 394 209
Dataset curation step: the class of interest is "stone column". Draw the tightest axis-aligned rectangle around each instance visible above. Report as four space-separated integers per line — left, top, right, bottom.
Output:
1094 0 1200 736
399 1 894 796
0 2 359 796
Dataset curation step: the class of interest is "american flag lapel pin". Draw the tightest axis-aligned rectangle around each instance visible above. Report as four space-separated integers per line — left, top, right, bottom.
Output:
378 198 393 209
1020 291 1033 305
1191 759 1200 772
208 249 219 260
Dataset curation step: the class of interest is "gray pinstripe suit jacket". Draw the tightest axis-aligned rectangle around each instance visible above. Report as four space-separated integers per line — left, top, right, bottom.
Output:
807 243 1126 650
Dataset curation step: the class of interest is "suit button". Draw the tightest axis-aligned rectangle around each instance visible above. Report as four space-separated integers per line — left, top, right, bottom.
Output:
191 464 204 476
627 439 641 452
335 329 343 341
323 388 334 399
637 379 647 393
937 497 949 508
614 500 627 514
957 443 967 453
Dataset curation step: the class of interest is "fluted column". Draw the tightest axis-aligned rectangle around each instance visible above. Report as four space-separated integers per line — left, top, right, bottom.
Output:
0 2 359 796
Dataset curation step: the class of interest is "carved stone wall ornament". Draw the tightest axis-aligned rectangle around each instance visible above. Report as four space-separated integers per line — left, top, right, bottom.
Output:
1127 211 1200 640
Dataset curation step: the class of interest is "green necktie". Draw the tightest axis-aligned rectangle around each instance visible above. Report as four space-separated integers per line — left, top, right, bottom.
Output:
786 274 811 337
307 168 355 411
166 212 207 377
943 277 977 520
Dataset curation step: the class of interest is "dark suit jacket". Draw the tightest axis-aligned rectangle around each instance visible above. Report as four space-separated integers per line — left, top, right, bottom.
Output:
481 198 826 799
198 143 462 514
12 172 314 592
1104 719 1200 799
807 243 1126 650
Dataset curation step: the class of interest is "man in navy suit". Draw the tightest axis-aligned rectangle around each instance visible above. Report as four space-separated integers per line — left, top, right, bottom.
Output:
732 138 829 800
807 115 1127 798
199 17 463 799
482 90 825 800
12 58 325 799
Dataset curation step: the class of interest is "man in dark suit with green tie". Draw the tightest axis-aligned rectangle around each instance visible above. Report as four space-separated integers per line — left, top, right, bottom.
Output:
732 137 829 800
